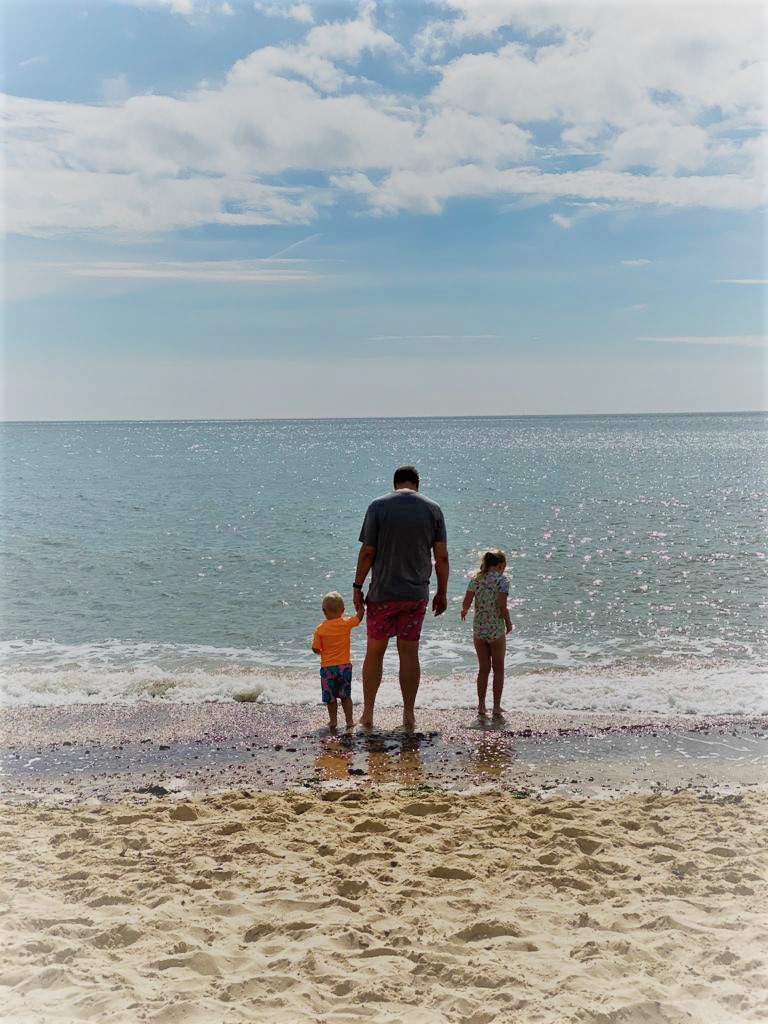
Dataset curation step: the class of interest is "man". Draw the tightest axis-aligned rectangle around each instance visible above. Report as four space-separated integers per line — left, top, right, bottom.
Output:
352 465 449 731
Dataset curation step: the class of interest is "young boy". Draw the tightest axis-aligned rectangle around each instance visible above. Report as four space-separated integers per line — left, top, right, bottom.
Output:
311 591 364 731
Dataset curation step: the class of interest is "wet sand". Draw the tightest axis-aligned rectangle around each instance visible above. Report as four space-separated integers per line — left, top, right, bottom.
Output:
2 704 767 803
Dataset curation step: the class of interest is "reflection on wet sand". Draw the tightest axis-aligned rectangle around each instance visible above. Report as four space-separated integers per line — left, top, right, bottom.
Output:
364 733 424 786
313 732 426 785
314 736 354 780
464 725 516 780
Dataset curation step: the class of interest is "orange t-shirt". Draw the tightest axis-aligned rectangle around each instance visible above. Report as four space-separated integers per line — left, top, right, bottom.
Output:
311 615 363 668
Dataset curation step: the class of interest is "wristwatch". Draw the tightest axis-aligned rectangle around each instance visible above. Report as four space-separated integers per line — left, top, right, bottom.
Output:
352 583 363 590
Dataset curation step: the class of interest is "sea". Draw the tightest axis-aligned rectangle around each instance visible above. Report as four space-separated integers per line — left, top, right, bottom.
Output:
1 414 766 716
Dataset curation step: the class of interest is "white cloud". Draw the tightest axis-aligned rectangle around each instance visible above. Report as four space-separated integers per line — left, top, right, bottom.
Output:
428 3 766 167
59 259 322 283
715 279 768 285
256 3 314 23
139 0 233 16
626 304 648 312
18 56 48 68
605 122 709 174
3 2 766 236
621 259 652 266
638 335 768 348
366 334 500 341
551 213 572 229
361 164 762 217
4 160 328 236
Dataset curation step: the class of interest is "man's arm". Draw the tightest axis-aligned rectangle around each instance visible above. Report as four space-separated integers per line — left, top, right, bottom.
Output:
353 544 376 616
432 540 449 616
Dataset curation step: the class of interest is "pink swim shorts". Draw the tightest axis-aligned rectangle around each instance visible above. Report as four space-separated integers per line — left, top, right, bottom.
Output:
366 599 429 642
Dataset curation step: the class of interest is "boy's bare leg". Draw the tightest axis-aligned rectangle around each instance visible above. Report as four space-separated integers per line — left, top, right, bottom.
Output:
361 637 388 728
473 637 491 716
327 699 338 731
340 697 354 730
396 638 420 731
490 637 506 716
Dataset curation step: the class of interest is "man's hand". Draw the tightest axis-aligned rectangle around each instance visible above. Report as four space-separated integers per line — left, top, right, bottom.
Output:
353 588 365 616
432 591 448 616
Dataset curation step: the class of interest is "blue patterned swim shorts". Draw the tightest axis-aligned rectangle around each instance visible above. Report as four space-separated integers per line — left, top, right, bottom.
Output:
320 663 352 704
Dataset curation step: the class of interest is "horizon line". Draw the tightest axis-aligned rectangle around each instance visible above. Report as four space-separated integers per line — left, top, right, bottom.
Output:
1 410 765 425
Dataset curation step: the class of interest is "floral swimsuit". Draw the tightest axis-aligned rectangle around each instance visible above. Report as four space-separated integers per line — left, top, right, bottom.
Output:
468 570 510 641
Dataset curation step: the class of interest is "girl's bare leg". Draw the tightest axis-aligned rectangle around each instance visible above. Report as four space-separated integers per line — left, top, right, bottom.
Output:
490 636 506 716
473 637 491 716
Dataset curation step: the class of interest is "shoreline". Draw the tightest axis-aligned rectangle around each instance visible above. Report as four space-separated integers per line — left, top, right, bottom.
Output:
3 704 766 804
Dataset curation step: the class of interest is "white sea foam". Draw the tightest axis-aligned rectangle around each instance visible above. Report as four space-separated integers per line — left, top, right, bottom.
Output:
1 639 765 716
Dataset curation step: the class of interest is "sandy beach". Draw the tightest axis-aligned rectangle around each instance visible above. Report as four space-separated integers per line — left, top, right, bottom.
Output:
1 785 766 1024
1 707 767 1024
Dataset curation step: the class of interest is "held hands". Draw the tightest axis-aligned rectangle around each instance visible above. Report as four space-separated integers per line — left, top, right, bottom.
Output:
353 588 365 616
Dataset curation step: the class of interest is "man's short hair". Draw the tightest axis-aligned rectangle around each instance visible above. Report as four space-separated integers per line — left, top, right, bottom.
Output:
393 465 420 488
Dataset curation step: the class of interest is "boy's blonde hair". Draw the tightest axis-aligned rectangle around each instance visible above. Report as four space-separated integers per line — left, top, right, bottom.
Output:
475 549 506 579
322 591 345 615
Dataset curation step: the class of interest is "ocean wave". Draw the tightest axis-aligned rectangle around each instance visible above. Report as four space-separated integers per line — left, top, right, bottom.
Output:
1 638 765 716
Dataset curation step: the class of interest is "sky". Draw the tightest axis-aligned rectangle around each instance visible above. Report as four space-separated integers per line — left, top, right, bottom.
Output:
2 0 767 419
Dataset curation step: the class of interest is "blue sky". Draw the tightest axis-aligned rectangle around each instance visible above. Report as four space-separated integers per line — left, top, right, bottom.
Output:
3 0 766 418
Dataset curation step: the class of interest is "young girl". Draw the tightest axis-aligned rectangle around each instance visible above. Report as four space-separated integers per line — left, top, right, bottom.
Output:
461 549 513 718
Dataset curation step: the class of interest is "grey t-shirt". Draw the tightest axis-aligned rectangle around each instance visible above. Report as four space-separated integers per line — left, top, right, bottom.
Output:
359 490 447 602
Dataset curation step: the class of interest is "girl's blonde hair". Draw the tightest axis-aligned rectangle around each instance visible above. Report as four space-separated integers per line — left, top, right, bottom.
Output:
475 548 506 578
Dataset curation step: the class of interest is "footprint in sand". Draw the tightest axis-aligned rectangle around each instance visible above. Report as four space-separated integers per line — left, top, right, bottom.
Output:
152 952 222 977
452 921 523 942
402 800 452 816
168 805 198 822
428 865 473 880
352 818 389 833
90 924 143 949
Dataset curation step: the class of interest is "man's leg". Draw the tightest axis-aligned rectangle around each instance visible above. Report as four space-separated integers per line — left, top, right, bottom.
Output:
361 637 389 728
396 638 421 731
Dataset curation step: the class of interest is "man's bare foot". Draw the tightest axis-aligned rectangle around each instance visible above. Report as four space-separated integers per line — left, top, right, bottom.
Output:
492 707 506 718
477 706 488 717
344 720 354 731
358 716 374 730
402 714 416 732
